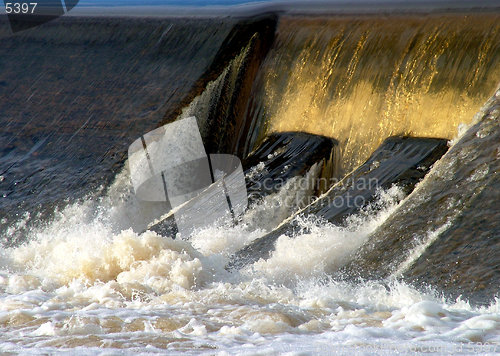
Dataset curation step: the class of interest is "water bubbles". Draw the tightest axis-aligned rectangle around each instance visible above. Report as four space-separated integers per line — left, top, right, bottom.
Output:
245 161 268 181
489 108 500 119
467 163 490 183
476 125 495 139
369 160 380 171
280 164 291 174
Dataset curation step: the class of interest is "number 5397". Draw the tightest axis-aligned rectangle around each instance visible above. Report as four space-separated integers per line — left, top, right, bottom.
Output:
5 3 37 14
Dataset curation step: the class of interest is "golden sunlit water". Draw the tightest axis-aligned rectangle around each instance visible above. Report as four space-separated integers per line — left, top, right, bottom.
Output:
250 13 500 173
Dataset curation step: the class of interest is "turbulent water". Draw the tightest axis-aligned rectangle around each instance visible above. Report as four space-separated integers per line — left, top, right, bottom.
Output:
2 8 500 356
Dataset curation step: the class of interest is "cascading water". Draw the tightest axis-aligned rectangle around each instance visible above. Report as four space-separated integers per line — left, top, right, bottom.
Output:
247 13 500 173
1 8 500 355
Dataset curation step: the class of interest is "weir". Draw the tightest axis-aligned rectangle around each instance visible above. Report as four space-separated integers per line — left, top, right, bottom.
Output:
227 136 449 271
6 4 500 352
159 13 278 156
0 16 240 244
335 88 500 304
245 13 500 173
2 8 500 304
196 12 500 300
0 13 278 243
145 131 339 238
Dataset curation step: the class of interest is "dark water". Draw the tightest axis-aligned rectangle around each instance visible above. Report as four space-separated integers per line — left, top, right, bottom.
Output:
0 16 239 245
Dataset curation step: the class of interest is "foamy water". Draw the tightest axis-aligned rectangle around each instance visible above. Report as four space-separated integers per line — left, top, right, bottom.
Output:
2 164 500 356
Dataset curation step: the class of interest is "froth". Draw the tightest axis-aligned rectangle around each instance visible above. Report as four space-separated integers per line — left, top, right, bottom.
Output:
10 228 208 293
249 186 405 285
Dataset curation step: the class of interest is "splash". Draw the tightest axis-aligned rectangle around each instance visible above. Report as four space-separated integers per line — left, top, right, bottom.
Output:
248 186 405 285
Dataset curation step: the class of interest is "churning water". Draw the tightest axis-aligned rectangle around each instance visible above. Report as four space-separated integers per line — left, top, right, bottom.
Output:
2 8 500 355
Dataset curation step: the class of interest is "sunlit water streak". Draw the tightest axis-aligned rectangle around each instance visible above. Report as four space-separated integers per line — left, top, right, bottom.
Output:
248 14 500 173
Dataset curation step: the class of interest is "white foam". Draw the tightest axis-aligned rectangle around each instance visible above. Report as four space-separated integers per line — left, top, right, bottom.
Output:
1 160 499 355
248 186 405 285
